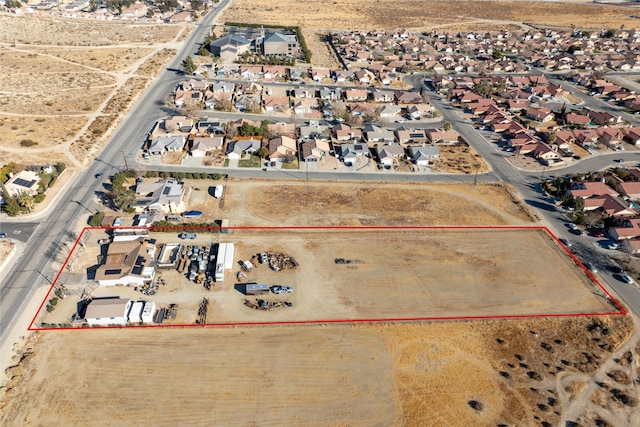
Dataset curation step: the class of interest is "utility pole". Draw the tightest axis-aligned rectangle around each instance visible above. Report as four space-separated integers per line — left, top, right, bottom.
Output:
121 150 130 171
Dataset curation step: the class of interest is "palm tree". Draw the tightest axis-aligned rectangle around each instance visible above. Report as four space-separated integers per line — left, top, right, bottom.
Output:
17 191 34 212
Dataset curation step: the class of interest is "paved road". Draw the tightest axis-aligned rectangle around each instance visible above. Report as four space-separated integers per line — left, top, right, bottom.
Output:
0 2 230 345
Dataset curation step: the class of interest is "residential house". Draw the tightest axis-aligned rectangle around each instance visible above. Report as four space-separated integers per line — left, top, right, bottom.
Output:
263 32 299 57
425 129 461 144
344 89 368 102
364 124 396 143
339 143 370 164
395 128 428 144
565 113 591 127
293 98 317 116
588 110 622 125
319 87 342 101
226 138 262 159
84 298 131 326
262 96 290 113
148 136 186 156
333 124 362 141
371 89 395 103
133 179 188 213
406 104 432 119
619 181 640 199
376 144 406 166
611 218 640 240
190 137 224 157
311 68 331 82
409 145 440 166
300 139 332 162
569 181 619 199
525 107 554 122
379 104 402 119
268 136 298 162
395 91 423 104
584 194 636 217
95 238 156 286
624 127 640 146
3 170 40 199
209 34 251 62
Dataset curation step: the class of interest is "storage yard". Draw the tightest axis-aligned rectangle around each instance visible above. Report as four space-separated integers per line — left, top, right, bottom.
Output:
35 227 612 327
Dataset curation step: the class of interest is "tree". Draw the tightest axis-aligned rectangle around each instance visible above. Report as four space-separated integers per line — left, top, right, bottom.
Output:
17 191 34 212
146 9 154 18
112 186 135 211
474 80 492 97
547 132 557 145
191 0 203 10
258 146 269 159
443 122 452 131
198 46 211 57
1 183 19 216
89 212 105 227
182 56 196 75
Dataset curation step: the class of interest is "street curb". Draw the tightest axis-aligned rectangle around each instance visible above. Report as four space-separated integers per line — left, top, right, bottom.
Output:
0 243 17 279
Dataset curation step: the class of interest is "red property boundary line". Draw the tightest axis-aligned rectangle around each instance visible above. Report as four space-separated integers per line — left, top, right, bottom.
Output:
27 225 626 332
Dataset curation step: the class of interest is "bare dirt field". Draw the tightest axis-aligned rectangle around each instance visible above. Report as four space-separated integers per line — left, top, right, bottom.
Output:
222 0 640 31
1 315 637 426
187 180 537 226
37 228 615 328
0 241 14 266
0 14 187 168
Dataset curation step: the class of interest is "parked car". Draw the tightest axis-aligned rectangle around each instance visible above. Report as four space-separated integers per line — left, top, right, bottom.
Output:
0 233 6 238
620 273 634 284
95 172 103 179
182 211 203 218
559 238 572 247
568 223 577 230
271 285 293 294
571 228 585 236
607 243 620 250
179 233 197 239
593 230 605 238
584 262 598 273
259 253 268 264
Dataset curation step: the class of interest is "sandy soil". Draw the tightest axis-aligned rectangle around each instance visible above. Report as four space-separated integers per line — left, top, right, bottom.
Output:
0 14 188 168
0 241 14 266
186 180 537 226
221 0 640 34
1 315 635 426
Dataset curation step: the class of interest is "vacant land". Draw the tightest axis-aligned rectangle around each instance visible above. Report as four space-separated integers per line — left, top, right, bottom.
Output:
187 180 537 226
222 0 639 30
37 228 614 328
0 241 14 267
2 315 636 426
0 14 185 167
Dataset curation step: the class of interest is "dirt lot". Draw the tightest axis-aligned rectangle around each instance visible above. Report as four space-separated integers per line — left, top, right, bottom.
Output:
0 241 14 266
187 180 537 226
37 228 614 328
0 14 187 168
222 0 640 30
2 315 637 426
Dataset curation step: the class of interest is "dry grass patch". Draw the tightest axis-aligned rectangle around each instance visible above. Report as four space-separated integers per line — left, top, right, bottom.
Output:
103 77 150 115
222 0 639 31
0 86 115 116
136 48 178 77
0 115 86 150
212 180 535 226
1 316 633 426
0 241 15 266
35 47 156 72
0 15 181 46
431 145 490 174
